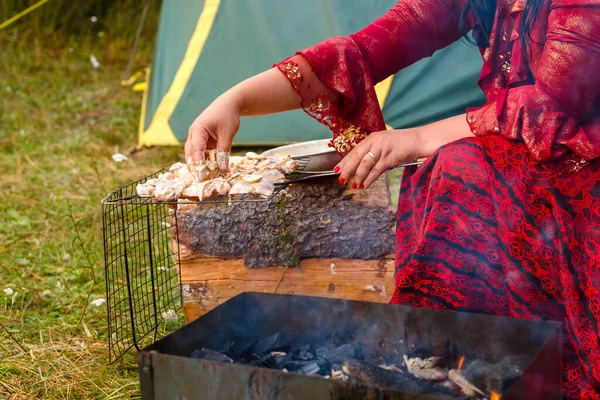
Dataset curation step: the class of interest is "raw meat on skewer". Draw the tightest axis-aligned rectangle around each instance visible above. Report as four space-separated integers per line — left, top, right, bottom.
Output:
136 150 298 202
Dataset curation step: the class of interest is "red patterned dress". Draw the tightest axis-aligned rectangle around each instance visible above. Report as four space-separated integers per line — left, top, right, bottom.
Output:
276 0 600 397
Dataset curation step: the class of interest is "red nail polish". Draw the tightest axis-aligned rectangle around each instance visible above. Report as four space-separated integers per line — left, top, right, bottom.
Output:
333 166 340 174
338 177 346 185
360 184 365 189
352 182 358 189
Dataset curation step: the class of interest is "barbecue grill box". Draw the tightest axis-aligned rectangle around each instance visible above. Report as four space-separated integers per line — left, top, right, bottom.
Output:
138 292 562 400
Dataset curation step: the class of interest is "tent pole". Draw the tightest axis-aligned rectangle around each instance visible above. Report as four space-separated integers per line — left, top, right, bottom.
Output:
124 0 152 80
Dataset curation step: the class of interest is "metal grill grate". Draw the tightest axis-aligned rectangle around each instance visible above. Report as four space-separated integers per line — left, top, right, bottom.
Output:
107 157 310 206
102 156 311 362
102 170 183 362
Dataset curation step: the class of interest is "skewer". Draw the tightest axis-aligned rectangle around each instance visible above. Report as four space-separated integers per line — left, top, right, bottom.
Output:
276 159 426 186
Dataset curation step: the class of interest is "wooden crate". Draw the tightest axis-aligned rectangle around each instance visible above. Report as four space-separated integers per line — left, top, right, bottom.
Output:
174 176 396 323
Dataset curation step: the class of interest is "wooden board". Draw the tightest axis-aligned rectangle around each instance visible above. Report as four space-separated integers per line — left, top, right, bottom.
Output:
181 256 395 322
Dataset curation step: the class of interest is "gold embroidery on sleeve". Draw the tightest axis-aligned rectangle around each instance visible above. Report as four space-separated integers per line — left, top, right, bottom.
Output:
283 62 303 90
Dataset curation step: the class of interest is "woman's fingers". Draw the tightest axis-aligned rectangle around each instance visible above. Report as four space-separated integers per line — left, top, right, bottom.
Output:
336 140 372 184
184 140 192 167
187 122 213 165
361 161 387 189
351 150 380 188
215 121 238 171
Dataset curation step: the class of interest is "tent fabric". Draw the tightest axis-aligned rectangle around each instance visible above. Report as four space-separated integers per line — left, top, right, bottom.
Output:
139 0 486 147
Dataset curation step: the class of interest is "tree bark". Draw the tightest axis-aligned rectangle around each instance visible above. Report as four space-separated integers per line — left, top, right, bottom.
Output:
173 175 396 268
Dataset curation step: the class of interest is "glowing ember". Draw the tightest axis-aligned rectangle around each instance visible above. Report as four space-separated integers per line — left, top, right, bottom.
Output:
457 355 465 372
490 391 501 400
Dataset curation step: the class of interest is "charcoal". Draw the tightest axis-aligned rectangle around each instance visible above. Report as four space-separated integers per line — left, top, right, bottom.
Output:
286 361 320 375
252 332 288 356
294 344 311 359
288 344 315 361
187 334 520 399
273 353 290 369
408 343 434 359
382 364 406 374
364 355 389 366
342 360 468 398
448 369 485 397
282 360 309 372
270 350 288 363
230 340 256 359
458 354 529 393
316 342 363 364
218 340 235 355
408 340 457 361
461 359 502 392
316 344 337 358
190 348 234 363
244 352 279 368
246 359 264 367
283 359 330 375
403 354 448 381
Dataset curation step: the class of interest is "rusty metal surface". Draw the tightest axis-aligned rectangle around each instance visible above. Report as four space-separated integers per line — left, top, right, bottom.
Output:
148 353 454 400
138 292 563 400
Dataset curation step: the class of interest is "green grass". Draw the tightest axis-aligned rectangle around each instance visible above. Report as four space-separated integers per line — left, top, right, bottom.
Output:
0 3 183 398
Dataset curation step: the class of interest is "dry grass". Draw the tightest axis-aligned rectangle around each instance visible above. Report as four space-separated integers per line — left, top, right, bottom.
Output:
1 328 140 399
0 3 182 398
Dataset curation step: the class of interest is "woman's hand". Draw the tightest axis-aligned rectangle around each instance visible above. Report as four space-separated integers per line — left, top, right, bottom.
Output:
185 67 308 170
334 129 422 189
185 93 241 170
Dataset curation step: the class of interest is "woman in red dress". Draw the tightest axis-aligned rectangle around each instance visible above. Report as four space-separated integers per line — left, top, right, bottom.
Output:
185 0 600 397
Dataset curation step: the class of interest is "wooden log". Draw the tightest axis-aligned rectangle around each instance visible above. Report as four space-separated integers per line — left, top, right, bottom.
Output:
174 175 395 268
181 257 395 322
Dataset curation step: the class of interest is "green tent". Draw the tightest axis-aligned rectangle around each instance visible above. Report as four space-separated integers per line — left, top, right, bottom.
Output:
138 0 485 147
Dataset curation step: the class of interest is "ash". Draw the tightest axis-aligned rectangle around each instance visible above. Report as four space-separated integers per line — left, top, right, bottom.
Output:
189 332 526 398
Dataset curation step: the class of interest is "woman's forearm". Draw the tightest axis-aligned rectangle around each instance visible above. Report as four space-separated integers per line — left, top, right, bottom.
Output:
415 113 474 157
222 68 303 117
215 69 474 159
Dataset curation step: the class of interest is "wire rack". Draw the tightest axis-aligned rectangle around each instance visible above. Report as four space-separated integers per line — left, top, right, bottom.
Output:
102 170 183 362
102 157 310 362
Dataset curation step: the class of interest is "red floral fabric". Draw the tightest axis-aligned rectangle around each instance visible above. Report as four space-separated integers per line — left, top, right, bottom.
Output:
393 136 600 398
466 0 600 162
276 0 600 397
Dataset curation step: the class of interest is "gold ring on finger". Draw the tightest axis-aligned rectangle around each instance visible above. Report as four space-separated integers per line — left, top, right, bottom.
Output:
367 151 378 162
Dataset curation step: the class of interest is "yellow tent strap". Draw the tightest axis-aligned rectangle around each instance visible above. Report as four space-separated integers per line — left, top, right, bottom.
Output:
140 0 221 147
375 74 395 130
374 74 394 111
121 71 145 88
0 0 51 31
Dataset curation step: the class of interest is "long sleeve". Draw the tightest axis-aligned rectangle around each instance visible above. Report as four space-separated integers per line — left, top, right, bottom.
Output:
277 0 471 152
467 0 600 162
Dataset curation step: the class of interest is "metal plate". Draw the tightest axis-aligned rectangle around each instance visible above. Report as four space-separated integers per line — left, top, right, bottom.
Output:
262 139 342 172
